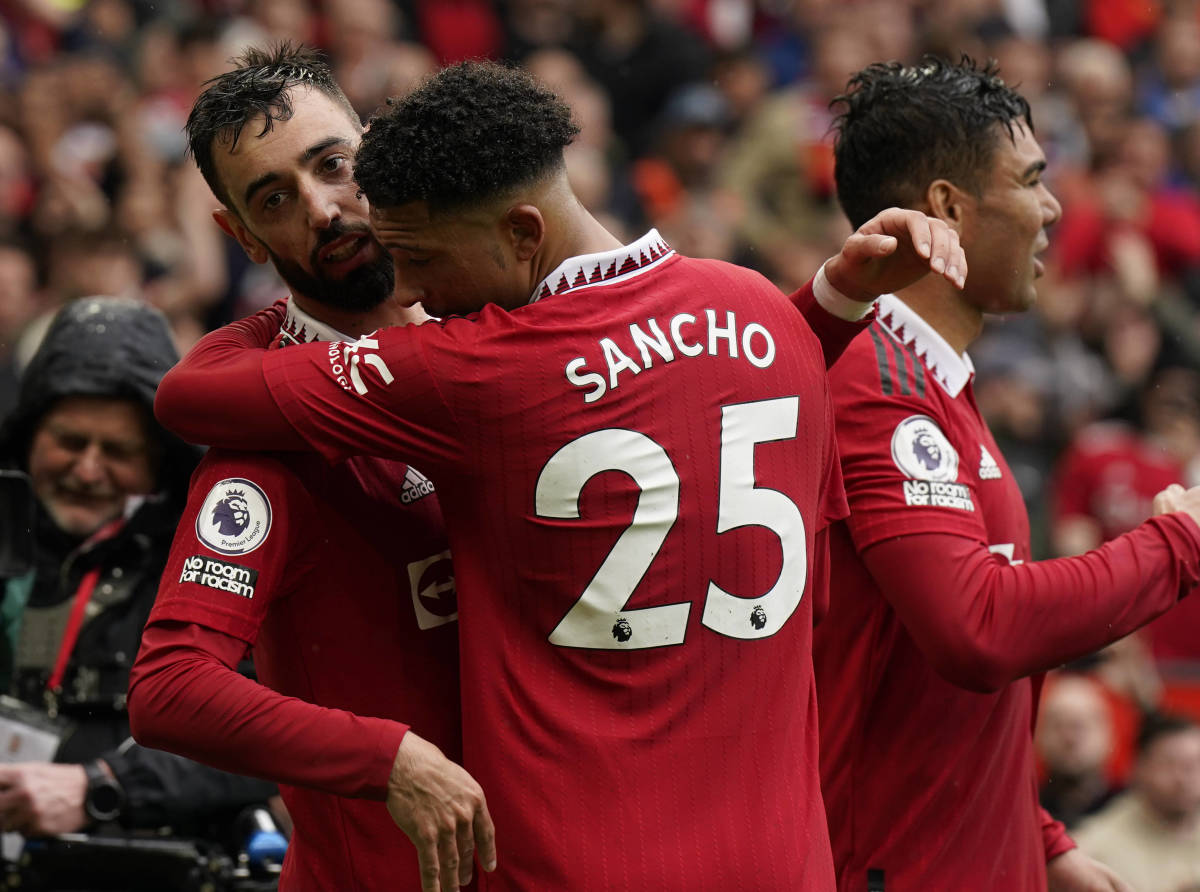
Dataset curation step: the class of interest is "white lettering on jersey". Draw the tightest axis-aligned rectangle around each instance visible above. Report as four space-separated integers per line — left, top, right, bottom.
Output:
600 337 642 389
336 337 395 395
902 480 975 511
179 555 258 599
565 310 777 403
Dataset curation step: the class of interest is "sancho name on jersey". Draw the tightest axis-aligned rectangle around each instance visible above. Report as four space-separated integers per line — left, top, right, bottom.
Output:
565 309 778 403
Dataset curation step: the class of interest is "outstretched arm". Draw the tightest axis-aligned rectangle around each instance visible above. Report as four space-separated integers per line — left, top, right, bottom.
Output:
862 509 1200 693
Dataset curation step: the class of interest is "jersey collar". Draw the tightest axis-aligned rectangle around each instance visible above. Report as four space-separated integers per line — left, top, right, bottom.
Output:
278 299 354 345
529 229 675 304
877 294 975 398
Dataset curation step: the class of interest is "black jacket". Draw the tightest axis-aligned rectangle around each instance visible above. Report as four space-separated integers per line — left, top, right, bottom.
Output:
0 297 276 835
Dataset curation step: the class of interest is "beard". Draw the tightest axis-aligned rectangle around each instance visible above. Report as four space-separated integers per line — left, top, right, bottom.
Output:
268 221 395 312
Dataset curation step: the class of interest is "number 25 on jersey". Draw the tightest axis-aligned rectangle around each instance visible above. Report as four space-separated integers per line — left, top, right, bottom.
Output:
535 397 808 650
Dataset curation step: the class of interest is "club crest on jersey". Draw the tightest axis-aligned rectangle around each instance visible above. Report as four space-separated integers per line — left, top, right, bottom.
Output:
196 478 272 556
891 415 959 482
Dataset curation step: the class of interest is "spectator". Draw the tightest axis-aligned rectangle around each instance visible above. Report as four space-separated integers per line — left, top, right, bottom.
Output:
1038 673 1123 827
0 296 274 842
0 239 39 418
1075 714 1200 892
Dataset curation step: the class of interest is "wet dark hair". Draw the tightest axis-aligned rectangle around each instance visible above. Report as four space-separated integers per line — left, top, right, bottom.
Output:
185 42 358 209
832 56 1033 229
354 61 580 214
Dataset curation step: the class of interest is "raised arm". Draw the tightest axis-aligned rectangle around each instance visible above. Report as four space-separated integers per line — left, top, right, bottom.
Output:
791 208 968 367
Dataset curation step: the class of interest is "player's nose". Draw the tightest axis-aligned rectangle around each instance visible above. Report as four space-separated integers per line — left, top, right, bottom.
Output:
1041 184 1062 227
299 181 339 230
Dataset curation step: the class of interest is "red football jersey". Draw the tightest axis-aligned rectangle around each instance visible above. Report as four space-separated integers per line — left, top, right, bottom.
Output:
819 295 1050 891
253 233 843 889
146 305 459 891
1053 423 1200 663
1053 422 1184 543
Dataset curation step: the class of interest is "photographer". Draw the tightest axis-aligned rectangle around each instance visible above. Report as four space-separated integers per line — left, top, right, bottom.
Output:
0 296 275 840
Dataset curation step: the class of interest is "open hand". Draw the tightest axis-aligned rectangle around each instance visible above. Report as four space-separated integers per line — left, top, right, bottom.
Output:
386 732 496 892
824 207 967 303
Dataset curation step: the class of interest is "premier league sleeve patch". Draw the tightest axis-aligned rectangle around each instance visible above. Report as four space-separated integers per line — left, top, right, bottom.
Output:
890 415 974 511
195 478 273 555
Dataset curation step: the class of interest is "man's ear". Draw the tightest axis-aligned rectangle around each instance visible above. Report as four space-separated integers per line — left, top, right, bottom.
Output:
926 179 969 234
503 204 545 263
214 208 270 264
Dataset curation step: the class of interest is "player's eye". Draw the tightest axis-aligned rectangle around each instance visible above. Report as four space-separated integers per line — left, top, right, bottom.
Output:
321 155 349 176
263 191 286 211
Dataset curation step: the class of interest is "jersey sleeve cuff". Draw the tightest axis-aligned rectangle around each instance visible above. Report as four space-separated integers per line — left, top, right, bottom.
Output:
814 263 877 322
365 718 410 802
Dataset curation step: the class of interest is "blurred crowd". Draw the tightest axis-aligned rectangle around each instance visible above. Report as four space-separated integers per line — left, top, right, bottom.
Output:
3 0 1200 883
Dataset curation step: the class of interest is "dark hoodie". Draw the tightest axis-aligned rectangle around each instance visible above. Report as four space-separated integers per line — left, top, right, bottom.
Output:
0 295 197 498
0 297 275 837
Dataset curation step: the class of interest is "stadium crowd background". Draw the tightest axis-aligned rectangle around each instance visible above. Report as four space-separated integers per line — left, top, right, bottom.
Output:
1 0 1199 870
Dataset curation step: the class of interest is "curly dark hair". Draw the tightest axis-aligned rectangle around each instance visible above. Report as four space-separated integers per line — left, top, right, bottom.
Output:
354 61 580 213
185 42 358 209
832 56 1033 229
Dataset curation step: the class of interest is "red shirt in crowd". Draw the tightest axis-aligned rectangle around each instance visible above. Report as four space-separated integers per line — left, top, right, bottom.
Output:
1053 422 1200 664
150 231 865 891
816 295 1200 891
129 303 460 891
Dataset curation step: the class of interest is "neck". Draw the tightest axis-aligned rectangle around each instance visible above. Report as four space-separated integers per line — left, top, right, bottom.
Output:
527 181 623 298
289 292 428 338
894 277 984 356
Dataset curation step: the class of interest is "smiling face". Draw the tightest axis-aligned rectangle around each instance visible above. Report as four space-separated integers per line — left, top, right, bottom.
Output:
28 395 156 536
959 122 1062 315
211 86 394 311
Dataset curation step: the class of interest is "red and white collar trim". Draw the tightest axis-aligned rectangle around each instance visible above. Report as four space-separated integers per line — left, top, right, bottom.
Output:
278 299 354 346
530 230 674 304
877 294 975 398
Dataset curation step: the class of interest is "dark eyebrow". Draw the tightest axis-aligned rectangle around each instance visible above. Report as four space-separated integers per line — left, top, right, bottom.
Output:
1023 159 1047 179
244 171 280 208
243 137 351 207
300 136 347 164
